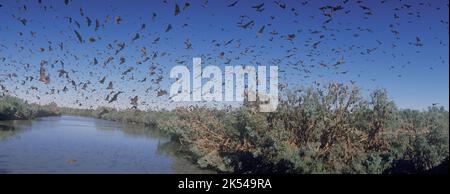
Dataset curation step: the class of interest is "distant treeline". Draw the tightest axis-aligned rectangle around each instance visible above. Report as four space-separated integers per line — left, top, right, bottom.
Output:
3 84 449 174
0 95 59 120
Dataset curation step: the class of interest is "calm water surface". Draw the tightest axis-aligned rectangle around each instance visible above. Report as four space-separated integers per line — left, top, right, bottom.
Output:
0 115 213 174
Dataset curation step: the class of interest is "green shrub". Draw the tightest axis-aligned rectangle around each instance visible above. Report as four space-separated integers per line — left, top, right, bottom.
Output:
0 95 59 120
157 84 449 174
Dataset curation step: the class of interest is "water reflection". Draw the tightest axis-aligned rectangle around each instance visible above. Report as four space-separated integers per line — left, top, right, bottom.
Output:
0 116 214 174
0 120 32 141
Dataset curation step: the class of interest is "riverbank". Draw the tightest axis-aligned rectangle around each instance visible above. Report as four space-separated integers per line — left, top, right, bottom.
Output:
0 96 59 121
2 84 449 174
59 85 449 174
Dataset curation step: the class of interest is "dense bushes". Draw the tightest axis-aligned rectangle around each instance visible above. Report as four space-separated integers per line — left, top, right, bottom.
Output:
0 95 59 120
158 84 449 174
385 106 449 173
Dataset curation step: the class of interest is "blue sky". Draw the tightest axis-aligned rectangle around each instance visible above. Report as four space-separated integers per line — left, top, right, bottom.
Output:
0 0 448 110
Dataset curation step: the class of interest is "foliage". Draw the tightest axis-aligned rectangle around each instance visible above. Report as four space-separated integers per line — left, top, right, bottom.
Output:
158 84 449 174
0 95 59 120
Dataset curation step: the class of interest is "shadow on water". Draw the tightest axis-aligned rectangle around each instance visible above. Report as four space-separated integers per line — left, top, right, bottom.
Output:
0 121 30 174
0 120 32 141
93 118 216 173
156 141 216 174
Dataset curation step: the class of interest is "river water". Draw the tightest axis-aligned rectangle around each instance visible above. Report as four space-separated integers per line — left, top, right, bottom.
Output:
0 115 213 174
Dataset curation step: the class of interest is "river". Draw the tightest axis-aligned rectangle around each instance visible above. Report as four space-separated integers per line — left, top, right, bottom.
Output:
0 115 214 174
